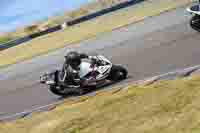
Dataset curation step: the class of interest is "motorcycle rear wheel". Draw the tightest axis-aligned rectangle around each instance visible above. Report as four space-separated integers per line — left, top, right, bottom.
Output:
49 85 86 96
49 85 67 96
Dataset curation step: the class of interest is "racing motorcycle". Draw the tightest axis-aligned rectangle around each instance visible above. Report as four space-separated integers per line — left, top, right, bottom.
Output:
187 2 200 31
40 55 128 96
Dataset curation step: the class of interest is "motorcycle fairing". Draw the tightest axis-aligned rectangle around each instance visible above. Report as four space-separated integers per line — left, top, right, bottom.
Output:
79 62 93 78
187 4 200 15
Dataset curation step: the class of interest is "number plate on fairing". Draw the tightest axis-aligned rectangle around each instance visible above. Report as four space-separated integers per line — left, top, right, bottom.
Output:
97 65 110 74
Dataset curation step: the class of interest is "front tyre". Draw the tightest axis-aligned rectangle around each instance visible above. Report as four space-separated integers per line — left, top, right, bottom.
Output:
190 15 200 32
107 65 128 81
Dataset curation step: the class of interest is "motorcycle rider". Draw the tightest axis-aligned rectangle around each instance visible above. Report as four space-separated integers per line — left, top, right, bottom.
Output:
60 51 99 86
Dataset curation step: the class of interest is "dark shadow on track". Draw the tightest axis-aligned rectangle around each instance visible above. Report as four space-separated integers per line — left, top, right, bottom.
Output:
58 75 133 100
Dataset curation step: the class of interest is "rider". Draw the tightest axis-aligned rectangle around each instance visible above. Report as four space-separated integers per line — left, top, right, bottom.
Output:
60 51 98 86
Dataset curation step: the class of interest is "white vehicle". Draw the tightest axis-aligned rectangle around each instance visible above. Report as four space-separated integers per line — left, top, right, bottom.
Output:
40 55 128 96
187 2 200 31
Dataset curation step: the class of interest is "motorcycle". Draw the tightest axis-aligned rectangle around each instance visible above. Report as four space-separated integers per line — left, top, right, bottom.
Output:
40 55 128 96
187 2 200 31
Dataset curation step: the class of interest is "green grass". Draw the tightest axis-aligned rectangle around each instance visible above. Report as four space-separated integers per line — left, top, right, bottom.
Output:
0 36 13 44
1 76 200 133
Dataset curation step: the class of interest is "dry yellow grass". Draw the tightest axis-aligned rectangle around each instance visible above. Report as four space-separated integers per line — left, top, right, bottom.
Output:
0 0 194 68
1 76 200 133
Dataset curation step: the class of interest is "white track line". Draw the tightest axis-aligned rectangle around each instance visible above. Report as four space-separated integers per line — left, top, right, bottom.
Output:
0 101 63 121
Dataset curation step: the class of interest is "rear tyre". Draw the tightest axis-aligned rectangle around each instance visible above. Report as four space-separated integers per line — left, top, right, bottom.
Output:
107 65 128 81
49 85 86 96
76 88 86 95
49 85 67 96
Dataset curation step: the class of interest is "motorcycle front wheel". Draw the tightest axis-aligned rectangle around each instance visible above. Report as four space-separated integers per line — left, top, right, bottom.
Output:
190 15 200 32
107 65 128 81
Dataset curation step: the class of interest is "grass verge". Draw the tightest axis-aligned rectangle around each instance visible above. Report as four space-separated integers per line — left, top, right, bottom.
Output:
1 76 200 133
0 0 195 68
0 36 14 45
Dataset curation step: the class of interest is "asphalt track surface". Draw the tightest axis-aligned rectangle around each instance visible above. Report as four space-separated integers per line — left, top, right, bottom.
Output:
1 6 200 118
